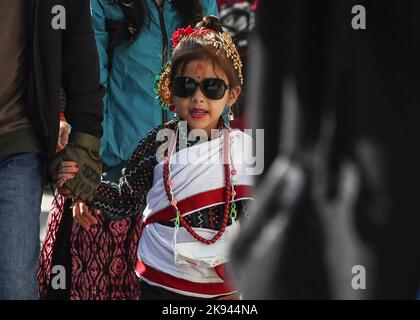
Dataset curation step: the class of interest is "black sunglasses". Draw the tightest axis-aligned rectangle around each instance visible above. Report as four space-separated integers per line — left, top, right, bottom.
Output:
172 76 230 100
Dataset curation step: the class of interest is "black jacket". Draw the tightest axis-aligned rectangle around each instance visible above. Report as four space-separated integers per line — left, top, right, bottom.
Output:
25 0 104 164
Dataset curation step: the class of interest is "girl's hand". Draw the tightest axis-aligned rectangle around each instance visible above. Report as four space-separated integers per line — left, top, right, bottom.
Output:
72 200 100 231
56 161 78 197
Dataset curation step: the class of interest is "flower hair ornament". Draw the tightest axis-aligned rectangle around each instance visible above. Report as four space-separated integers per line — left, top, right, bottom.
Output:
155 24 244 110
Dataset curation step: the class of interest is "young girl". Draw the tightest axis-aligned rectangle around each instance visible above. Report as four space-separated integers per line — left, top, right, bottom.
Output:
58 16 254 299
38 0 217 300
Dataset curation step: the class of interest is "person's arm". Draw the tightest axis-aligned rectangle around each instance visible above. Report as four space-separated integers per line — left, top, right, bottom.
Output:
90 0 110 88
88 125 164 219
201 0 219 17
50 1 105 203
61 0 104 138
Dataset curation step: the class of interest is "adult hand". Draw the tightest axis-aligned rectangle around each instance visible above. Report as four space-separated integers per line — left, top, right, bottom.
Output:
49 132 102 202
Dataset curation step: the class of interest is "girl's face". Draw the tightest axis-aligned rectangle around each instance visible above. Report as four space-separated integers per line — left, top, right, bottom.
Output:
171 59 241 136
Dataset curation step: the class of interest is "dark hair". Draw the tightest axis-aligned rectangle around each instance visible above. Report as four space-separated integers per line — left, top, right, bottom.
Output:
172 0 204 29
169 16 242 89
194 15 224 33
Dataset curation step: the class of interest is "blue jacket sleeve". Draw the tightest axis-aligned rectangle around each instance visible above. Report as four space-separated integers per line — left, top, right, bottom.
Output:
201 0 219 17
90 0 109 88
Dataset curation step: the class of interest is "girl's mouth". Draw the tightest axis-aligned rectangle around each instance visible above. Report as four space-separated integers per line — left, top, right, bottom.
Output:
189 108 208 119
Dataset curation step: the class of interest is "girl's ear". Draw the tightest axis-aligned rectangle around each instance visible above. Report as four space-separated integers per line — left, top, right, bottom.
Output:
228 85 241 107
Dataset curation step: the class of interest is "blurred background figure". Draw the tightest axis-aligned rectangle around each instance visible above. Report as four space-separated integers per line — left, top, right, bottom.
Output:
96 0 217 180
231 0 420 299
216 0 259 130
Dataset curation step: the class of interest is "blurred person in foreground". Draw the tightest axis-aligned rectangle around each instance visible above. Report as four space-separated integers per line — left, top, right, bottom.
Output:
231 0 420 299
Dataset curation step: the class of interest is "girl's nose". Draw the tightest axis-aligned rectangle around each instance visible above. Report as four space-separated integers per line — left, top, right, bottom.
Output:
191 86 205 102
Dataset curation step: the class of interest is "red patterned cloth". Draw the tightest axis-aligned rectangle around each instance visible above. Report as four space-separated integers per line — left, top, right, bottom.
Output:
37 192 142 300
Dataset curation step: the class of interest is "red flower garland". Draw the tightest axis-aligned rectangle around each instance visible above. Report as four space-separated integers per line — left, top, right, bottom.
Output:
171 25 213 49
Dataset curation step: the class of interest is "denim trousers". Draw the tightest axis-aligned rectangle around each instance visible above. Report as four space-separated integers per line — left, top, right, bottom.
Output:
0 153 44 299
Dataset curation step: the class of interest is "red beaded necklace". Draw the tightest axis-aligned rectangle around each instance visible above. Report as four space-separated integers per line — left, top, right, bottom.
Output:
163 121 236 245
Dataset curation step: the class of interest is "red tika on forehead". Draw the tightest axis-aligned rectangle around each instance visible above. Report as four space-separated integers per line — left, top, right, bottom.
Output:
195 62 205 73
